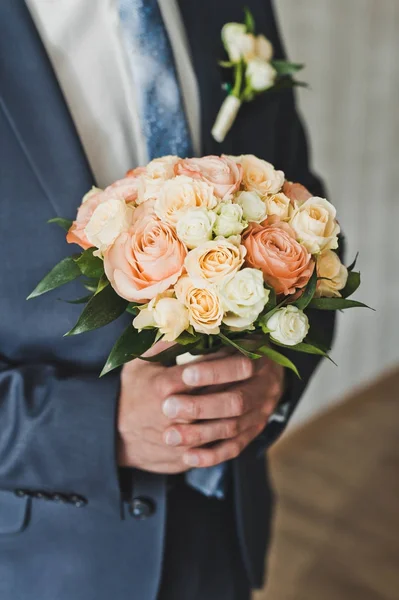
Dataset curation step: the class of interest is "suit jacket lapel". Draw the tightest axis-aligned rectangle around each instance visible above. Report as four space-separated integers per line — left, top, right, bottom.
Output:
0 1 94 218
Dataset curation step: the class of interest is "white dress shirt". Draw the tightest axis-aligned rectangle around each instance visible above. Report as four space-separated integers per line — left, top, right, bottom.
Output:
26 0 201 188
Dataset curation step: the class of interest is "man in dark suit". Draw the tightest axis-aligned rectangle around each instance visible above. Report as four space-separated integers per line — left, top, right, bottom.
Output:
0 1 335 598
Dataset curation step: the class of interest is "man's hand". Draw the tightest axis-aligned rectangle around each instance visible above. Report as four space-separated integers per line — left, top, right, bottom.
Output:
162 355 284 468
118 344 284 473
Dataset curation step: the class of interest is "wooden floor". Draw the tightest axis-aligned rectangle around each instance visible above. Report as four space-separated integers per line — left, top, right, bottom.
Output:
254 367 399 600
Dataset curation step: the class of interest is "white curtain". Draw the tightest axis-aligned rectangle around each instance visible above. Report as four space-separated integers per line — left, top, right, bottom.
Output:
274 0 399 425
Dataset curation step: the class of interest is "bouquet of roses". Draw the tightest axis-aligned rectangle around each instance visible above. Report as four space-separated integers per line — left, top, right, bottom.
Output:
29 154 367 377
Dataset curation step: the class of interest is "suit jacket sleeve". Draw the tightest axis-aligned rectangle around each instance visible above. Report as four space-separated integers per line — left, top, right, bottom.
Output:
0 360 122 513
254 0 337 449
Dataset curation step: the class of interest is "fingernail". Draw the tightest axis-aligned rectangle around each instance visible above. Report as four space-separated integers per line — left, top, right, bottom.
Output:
182 367 199 386
162 397 182 418
165 429 182 446
183 454 200 467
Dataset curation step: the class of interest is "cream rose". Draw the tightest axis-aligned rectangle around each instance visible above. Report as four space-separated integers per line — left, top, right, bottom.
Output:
315 250 348 298
290 197 340 254
175 276 223 335
133 293 189 342
264 192 292 220
246 58 276 92
185 238 246 285
219 268 270 330
84 197 133 253
176 208 216 249
235 190 267 223
154 176 217 226
214 203 246 237
255 35 273 61
221 23 256 63
239 154 285 197
267 306 309 346
135 156 179 205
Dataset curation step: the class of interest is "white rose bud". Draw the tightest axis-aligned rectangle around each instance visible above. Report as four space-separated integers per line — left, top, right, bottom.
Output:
214 203 246 238
219 268 270 330
236 190 267 223
315 250 348 298
133 295 189 342
221 23 256 63
255 35 273 61
85 197 133 252
176 208 216 249
289 197 340 254
267 306 309 346
246 58 276 92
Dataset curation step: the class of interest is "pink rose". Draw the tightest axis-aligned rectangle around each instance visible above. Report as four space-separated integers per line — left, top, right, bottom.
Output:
174 155 242 199
243 221 314 295
67 177 141 250
282 181 312 205
104 216 187 302
66 187 104 250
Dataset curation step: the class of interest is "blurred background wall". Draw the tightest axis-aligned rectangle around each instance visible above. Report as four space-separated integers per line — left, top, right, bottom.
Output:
274 0 399 426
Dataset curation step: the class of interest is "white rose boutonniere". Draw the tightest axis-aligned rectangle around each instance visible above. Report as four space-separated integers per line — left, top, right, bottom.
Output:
212 8 307 143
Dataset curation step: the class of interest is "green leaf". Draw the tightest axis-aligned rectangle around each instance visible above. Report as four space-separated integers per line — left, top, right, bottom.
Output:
263 286 277 313
61 294 93 304
95 274 109 295
257 345 300 378
347 252 359 272
271 340 336 365
294 268 317 310
308 297 372 310
74 248 104 279
341 271 361 298
47 217 73 232
219 60 234 68
271 60 305 76
101 326 156 376
27 257 81 299
244 6 255 33
126 302 141 316
65 284 128 335
139 341 201 366
218 333 262 360
175 331 203 346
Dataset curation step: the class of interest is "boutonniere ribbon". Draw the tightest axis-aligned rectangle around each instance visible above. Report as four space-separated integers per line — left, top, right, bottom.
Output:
212 8 307 143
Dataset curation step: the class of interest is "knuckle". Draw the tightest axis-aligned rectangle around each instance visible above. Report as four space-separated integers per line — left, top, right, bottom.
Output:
230 441 242 459
239 357 254 380
230 390 245 416
225 419 239 438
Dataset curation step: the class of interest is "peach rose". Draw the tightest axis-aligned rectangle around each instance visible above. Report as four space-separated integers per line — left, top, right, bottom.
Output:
103 216 187 302
66 187 104 250
243 221 314 295
67 177 141 250
238 154 284 197
136 156 180 205
174 155 242 200
315 250 348 298
154 176 217 226
175 275 223 334
282 181 313 205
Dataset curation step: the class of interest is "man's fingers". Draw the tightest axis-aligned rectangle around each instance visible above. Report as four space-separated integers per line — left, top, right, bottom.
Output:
163 411 260 447
181 354 254 387
162 388 252 421
182 425 263 468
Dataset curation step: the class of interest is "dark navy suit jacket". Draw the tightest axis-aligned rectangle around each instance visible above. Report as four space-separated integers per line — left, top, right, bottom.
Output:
0 1 335 598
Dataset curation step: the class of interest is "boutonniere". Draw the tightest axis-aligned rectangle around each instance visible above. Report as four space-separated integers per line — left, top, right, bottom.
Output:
211 8 307 143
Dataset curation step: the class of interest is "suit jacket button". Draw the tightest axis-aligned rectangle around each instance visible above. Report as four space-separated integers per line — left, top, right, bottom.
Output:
129 497 156 520
52 493 68 503
70 495 87 508
15 490 27 498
